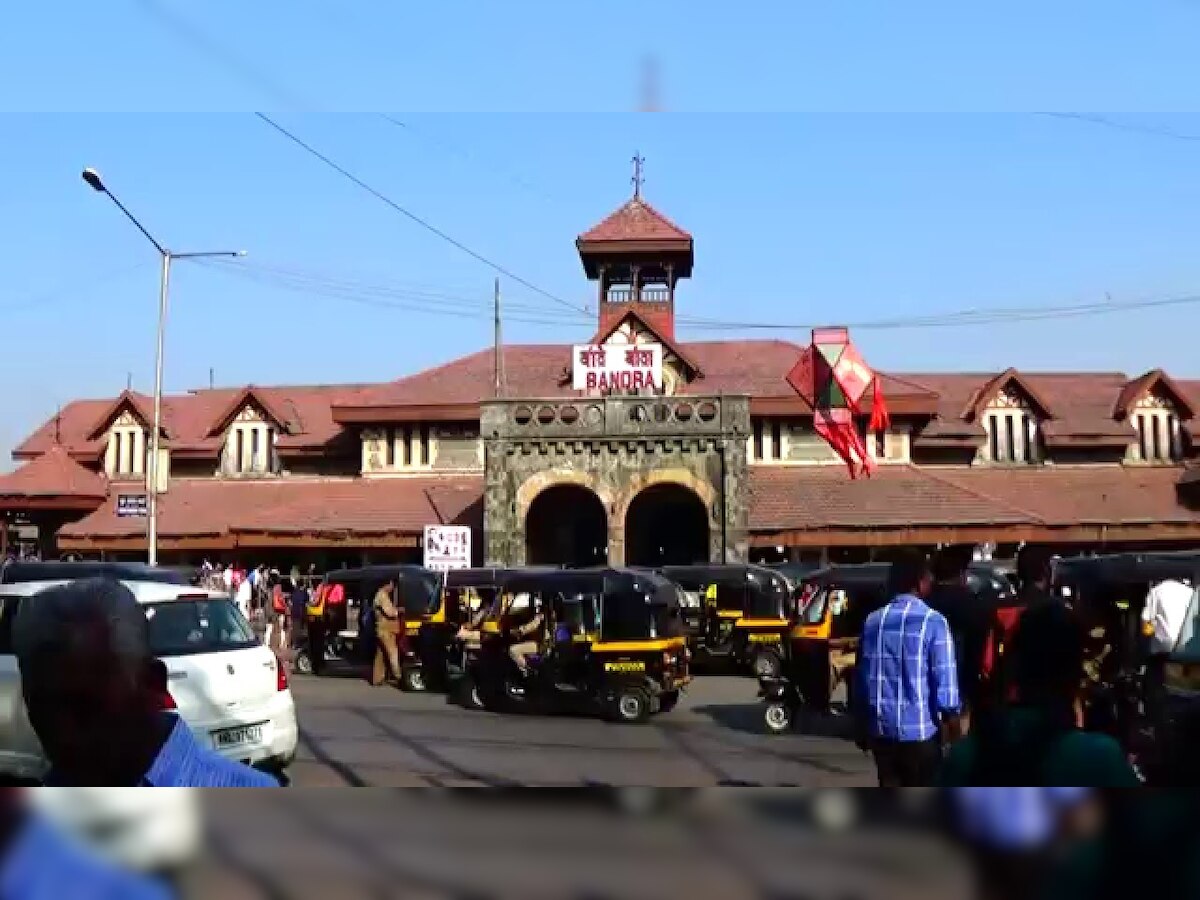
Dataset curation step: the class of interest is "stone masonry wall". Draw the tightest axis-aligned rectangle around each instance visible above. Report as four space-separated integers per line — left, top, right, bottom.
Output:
482 395 750 566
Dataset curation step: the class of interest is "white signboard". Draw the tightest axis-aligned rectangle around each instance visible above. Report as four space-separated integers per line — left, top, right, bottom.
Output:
423 525 471 571
572 343 663 392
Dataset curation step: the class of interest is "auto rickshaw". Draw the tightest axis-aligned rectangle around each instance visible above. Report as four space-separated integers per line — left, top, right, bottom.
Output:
760 560 1014 734
1054 551 1200 762
306 565 442 689
658 564 792 674
471 568 690 723
413 567 520 694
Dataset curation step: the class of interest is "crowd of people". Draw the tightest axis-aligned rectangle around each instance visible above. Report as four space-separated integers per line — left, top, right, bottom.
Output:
853 545 1189 788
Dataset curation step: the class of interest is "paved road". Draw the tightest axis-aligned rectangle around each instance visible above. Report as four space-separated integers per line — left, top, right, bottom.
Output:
287 670 874 787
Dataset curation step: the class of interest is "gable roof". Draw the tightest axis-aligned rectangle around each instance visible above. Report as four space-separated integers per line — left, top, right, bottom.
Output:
1113 369 1196 420
84 390 161 441
0 446 107 504
578 197 692 244
205 386 296 438
960 368 1056 420
591 309 704 380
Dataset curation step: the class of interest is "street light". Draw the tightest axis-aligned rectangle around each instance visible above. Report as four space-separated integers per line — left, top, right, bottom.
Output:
82 167 245 566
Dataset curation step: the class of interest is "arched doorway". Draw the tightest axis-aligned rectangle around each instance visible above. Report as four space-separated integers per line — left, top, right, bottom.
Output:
625 483 710 566
525 484 608 568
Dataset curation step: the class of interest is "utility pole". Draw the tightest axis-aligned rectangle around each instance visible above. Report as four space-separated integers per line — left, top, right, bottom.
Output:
493 277 504 398
209 367 215 390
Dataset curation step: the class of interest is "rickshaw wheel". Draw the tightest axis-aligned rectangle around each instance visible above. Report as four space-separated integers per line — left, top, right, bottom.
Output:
764 702 792 734
610 687 651 724
400 667 426 692
659 690 680 714
752 650 782 679
292 650 313 676
457 678 484 710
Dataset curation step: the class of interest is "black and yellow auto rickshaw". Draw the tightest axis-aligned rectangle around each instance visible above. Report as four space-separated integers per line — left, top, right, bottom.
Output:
658 564 792 674
760 560 1013 733
471 568 690 723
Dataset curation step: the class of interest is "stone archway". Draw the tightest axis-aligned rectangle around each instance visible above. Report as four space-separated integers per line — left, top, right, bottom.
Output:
616 469 719 566
517 472 614 568
524 484 608 567
625 483 710 566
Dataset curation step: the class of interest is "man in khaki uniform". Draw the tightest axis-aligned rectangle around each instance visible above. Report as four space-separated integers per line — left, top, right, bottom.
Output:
371 581 403 686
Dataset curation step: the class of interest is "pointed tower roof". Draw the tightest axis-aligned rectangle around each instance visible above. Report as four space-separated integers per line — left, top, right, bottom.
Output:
578 197 693 244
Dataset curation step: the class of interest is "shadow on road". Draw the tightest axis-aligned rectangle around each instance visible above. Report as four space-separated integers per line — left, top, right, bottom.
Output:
297 726 369 787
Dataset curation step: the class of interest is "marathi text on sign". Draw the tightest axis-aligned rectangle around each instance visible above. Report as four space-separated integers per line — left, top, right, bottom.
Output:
572 343 663 392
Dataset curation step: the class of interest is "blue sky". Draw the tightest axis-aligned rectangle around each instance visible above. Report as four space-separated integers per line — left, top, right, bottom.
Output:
2 2 1200 463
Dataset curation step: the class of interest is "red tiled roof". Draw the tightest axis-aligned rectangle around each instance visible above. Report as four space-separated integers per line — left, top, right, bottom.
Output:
16 383 375 460
84 390 160 441
58 475 483 540
591 310 703 379
749 463 1200 533
205 386 297 438
0 446 108 500
344 340 932 413
960 368 1055 420
1113 369 1197 420
748 465 1034 532
578 198 692 243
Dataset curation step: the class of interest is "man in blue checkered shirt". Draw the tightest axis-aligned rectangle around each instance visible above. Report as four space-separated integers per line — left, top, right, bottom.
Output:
855 550 961 786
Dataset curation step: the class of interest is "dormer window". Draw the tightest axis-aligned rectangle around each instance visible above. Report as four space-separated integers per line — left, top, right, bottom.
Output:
223 407 278 475
1132 395 1183 463
105 412 146 478
981 390 1040 463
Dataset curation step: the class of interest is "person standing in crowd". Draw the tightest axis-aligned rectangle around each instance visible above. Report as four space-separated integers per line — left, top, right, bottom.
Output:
980 545 1058 709
234 570 253 624
855 550 960 786
1141 575 1194 730
940 601 1138 786
371 580 402 686
305 581 328 676
289 577 310 663
926 545 990 734
14 577 277 787
222 563 234 593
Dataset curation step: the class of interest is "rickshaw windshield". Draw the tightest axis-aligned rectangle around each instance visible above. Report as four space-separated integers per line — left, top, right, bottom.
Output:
398 572 443 616
745 575 789 618
554 591 601 635
798 583 828 624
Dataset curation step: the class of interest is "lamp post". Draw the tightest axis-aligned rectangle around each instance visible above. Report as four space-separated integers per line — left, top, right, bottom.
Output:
82 168 245 566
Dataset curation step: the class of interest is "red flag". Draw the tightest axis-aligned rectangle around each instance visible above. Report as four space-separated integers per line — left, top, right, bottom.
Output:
868 377 891 434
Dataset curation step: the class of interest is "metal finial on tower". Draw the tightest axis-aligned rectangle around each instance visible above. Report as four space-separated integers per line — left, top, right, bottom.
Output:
631 153 645 199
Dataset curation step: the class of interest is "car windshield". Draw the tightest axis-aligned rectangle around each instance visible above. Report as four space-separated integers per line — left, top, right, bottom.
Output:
145 597 258 657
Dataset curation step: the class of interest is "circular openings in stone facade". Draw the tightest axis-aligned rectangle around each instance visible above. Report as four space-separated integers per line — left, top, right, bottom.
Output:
697 401 718 423
584 404 603 426
559 404 580 425
514 405 533 425
675 402 694 422
536 405 557 425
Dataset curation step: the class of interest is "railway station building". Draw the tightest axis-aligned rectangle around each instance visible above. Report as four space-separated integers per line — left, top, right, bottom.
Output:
6 188 1200 569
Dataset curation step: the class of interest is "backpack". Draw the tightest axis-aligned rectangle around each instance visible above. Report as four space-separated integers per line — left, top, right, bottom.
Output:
272 584 287 614
981 604 1026 702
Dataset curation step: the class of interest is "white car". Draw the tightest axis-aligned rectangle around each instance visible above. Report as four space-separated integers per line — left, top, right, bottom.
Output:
0 571 298 780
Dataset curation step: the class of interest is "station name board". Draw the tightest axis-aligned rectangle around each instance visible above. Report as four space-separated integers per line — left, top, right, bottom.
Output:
572 344 663 392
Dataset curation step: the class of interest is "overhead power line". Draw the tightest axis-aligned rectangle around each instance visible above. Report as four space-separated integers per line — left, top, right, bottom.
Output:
254 113 592 318
1035 112 1200 143
196 254 1200 335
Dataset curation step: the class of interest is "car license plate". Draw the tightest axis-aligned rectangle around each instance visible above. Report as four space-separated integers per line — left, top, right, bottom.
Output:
213 723 265 749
